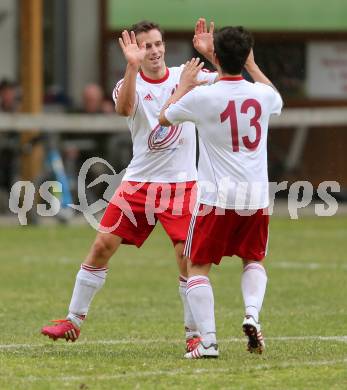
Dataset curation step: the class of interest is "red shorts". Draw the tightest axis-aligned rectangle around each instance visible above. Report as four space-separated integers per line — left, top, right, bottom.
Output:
184 204 269 265
100 181 196 247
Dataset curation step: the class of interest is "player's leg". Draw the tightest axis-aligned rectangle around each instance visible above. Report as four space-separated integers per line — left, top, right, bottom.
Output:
241 259 267 325
157 181 201 351
41 232 122 341
174 242 201 351
237 209 269 354
241 259 267 354
182 204 235 358
184 260 218 359
41 181 153 341
66 232 123 327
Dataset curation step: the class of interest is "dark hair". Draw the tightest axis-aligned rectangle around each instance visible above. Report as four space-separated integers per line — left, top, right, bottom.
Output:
0 79 17 91
130 20 164 39
214 26 254 75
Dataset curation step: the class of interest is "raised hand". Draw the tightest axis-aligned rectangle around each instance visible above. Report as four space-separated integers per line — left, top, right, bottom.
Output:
193 18 214 60
118 30 146 68
179 58 207 92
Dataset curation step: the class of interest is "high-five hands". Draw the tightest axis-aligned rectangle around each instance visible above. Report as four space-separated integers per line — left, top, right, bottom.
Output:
118 30 146 68
159 58 207 125
193 18 215 61
179 58 207 92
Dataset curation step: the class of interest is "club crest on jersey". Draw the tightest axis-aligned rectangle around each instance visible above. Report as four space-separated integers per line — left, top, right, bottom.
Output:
148 123 182 151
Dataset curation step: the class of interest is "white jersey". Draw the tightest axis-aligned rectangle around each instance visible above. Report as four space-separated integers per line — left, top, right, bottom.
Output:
113 66 216 183
165 76 283 209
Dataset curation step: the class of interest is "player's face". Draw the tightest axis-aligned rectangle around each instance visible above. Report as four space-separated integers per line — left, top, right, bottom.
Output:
136 29 165 74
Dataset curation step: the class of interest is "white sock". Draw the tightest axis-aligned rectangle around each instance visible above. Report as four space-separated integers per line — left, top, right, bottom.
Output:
178 275 200 339
241 262 267 323
67 264 108 327
186 275 216 346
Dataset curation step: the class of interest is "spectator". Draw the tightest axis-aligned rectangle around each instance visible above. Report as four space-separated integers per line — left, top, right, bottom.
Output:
82 84 104 114
0 79 20 112
0 79 21 207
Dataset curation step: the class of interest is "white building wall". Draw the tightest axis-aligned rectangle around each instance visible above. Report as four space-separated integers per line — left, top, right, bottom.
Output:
67 0 100 106
0 0 17 81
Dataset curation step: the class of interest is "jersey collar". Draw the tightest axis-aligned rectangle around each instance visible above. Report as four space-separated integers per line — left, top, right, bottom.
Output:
140 68 170 84
219 76 244 81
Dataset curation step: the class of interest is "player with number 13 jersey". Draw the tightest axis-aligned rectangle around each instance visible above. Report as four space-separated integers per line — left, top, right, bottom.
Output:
160 24 283 359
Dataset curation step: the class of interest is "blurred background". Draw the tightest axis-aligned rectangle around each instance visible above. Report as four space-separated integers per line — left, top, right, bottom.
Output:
0 0 346 223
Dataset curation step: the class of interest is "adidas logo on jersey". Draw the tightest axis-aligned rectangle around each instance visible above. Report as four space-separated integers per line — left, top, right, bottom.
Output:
144 93 153 101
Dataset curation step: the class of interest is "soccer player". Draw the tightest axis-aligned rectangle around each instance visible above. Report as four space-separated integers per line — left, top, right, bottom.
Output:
159 26 283 358
41 20 217 352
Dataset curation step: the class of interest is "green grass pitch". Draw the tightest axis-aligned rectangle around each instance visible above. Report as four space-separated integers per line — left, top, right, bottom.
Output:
0 216 346 389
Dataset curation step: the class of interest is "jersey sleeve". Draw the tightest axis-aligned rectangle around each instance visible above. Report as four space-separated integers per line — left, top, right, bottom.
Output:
197 69 218 85
165 89 197 125
269 87 283 115
112 79 124 106
256 82 283 115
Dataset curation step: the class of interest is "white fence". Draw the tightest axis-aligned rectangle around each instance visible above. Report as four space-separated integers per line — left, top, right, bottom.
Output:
0 107 347 132
0 108 346 172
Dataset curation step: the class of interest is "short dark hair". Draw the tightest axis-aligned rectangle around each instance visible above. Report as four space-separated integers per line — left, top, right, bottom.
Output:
0 79 17 91
214 26 254 75
130 20 164 39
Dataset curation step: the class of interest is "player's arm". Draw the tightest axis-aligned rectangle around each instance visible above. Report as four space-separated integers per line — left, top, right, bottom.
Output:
193 18 216 66
245 49 283 114
159 58 205 126
244 49 276 88
115 30 146 116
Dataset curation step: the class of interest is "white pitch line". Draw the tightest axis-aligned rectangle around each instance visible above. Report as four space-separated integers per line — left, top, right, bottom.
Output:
270 261 347 270
1 335 346 350
16 257 347 270
16 358 347 383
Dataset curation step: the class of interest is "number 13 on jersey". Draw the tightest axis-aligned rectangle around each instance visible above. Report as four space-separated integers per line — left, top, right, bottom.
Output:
220 99 262 152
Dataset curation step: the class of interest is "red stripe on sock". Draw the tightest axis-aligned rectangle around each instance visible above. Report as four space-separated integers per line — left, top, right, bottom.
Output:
187 278 209 286
81 264 108 272
82 264 107 270
187 277 209 283
243 264 264 273
187 280 210 289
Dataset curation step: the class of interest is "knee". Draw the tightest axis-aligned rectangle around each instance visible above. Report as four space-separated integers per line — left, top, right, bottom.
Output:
91 235 117 261
175 242 185 260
